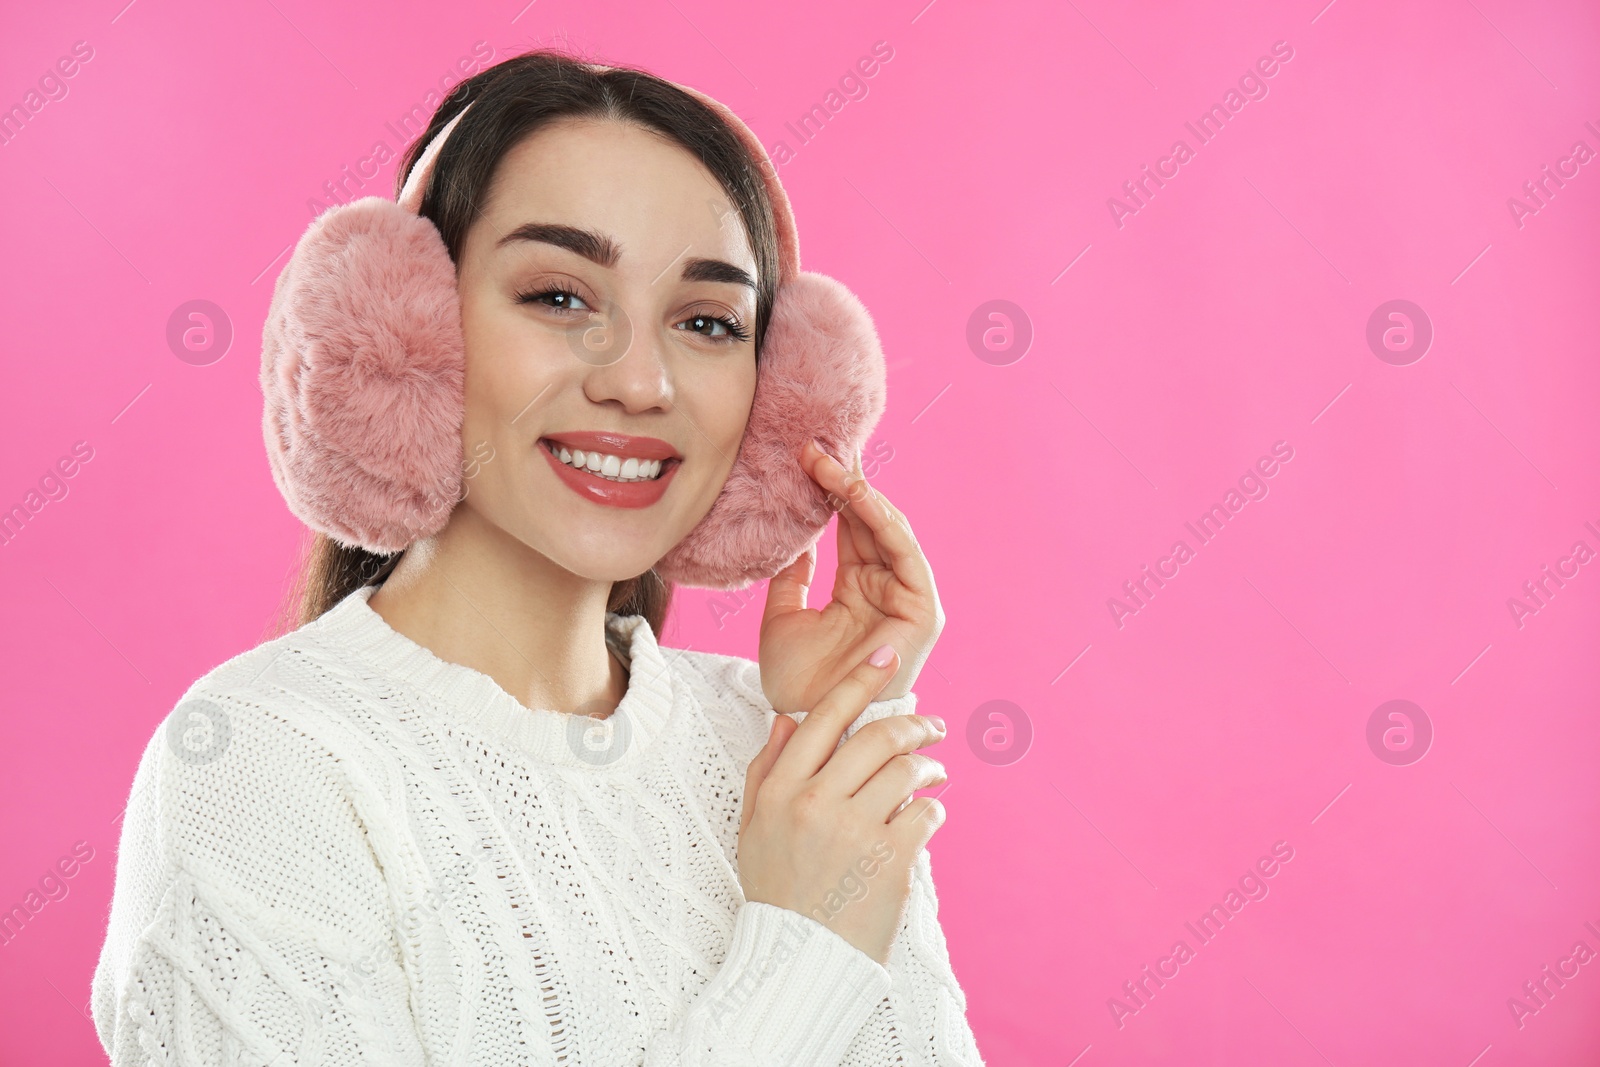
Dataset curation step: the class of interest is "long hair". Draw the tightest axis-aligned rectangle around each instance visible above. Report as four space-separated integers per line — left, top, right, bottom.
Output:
266 49 782 640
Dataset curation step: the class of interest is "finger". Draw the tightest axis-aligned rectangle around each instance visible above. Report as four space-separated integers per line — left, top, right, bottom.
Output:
853 750 948 824
836 469 935 601
809 445 884 565
803 441 867 567
740 716 779 838
762 543 816 623
834 491 863 569
741 713 796 837
815 713 947 800
838 487 883 568
889 795 946 851
843 446 908 530
771 644 898 782
837 450 885 565
866 473 911 529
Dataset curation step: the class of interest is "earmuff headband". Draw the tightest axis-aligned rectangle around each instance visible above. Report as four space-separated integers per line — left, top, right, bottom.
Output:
260 66 887 590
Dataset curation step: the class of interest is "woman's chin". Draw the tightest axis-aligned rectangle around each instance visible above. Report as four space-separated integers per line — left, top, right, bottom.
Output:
534 543 677 585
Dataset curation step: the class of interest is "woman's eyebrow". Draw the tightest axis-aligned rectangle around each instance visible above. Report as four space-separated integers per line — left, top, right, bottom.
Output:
496 222 753 289
496 222 620 267
680 257 755 289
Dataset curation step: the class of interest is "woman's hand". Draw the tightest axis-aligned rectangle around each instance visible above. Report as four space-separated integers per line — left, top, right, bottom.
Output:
739 645 949 966
758 440 944 714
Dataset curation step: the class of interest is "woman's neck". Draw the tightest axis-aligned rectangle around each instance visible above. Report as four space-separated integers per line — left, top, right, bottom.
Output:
366 507 629 719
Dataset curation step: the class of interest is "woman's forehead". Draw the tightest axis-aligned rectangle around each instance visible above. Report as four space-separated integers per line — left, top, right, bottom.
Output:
477 118 755 272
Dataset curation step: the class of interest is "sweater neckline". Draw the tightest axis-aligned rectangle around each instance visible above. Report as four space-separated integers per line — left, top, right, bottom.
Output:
313 582 676 771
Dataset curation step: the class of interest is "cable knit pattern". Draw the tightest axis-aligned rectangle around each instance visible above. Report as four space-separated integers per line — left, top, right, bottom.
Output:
90 582 985 1066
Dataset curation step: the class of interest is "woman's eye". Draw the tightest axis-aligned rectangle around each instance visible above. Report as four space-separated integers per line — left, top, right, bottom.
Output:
518 288 591 313
678 312 751 343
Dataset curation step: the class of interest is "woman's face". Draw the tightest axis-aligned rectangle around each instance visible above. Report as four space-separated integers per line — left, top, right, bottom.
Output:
451 116 760 581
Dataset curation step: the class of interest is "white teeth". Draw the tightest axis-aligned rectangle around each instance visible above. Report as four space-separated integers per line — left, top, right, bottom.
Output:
547 441 667 482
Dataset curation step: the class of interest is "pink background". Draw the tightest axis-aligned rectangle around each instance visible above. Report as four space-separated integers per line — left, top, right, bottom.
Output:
3 0 1598 1062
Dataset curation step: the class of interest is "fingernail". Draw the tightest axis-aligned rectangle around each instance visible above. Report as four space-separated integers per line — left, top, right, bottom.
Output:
811 438 833 460
928 716 945 733
868 643 895 668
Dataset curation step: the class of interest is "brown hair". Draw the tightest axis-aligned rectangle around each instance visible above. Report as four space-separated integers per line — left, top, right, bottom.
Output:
267 49 781 641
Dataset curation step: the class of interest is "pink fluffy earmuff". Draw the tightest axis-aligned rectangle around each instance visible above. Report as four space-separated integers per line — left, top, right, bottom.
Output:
259 71 886 590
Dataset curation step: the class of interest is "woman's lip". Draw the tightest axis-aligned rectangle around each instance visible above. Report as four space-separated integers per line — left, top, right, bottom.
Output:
539 439 679 509
539 430 680 461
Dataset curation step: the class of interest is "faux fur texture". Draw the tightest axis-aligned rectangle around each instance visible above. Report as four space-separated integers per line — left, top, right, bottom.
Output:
260 196 466 554
655 271 886 590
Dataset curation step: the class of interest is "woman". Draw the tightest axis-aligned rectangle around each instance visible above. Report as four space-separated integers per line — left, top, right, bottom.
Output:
91 49 983 1066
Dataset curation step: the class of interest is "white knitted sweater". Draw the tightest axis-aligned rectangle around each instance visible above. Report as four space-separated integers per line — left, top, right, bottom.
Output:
90 582 985 1066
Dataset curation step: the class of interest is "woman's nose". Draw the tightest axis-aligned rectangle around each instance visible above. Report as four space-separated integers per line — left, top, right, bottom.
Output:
575 300 671 413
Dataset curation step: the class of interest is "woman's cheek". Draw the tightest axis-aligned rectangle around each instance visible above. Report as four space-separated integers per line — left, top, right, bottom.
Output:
700 350 758 454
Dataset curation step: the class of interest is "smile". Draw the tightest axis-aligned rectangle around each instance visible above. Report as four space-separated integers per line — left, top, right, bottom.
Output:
537 431 682 510
542 440 665 482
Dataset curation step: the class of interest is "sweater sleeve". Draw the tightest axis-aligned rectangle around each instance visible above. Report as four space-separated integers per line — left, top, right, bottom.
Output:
90 683 429 1066
640 898 893 1067
841 836 988 1065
